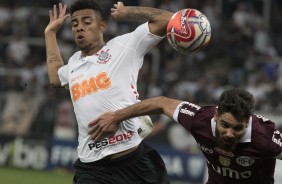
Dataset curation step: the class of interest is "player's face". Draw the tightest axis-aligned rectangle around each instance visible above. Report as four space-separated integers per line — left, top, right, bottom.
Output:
214 112 248 152
71 9 106 54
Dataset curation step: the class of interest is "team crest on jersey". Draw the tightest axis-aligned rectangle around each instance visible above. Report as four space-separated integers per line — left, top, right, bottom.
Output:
236 156 255 167
219 156 231 167
96 49 111 64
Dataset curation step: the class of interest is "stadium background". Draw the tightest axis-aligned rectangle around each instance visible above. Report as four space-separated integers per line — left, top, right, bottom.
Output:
0 0 282 183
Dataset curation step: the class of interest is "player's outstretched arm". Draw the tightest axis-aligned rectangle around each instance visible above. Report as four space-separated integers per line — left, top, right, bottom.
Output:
44 3 70 87
88 96 182 142
111 2 173 37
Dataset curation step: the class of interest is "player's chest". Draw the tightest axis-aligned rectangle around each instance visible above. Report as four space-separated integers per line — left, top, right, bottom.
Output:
198 141 260 168
198 141 259 168
205 149 256 168
198 142 261 180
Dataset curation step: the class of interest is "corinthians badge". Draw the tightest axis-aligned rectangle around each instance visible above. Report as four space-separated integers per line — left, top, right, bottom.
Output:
97 49 111 64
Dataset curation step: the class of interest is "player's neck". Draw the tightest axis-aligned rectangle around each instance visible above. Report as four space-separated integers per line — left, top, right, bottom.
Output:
81 43 105 57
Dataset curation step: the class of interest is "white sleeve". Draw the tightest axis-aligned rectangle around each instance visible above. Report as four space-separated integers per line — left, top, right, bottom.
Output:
275 152 282 160
114 22 164 58
58 65 69 87
172 102 187 123
127 22 164 57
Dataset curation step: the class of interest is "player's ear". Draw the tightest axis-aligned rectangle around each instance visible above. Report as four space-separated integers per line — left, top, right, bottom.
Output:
100 21 106 31
244 117 250 128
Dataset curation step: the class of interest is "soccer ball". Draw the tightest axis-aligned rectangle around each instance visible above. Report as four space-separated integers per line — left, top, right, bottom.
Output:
166 9 211 54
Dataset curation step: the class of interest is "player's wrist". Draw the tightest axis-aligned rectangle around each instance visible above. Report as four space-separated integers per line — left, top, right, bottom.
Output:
44 29 57 36
114 110 126 124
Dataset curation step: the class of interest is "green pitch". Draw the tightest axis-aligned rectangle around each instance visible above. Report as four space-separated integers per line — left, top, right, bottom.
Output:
0 167 193 184
0 167 73 184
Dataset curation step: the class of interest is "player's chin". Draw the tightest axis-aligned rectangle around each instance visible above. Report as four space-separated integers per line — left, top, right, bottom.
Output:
222 143 237 152
223 146 234 152
76 42 91 51
218 140 237 152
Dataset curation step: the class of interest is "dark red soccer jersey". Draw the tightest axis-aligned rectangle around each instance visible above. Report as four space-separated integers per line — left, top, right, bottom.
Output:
173 102 282 184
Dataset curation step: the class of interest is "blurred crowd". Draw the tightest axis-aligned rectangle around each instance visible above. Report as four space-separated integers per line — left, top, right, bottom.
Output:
0 0 282 141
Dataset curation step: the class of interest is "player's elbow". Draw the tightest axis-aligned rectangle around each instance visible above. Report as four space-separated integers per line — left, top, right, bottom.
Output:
149 12 174 36
152 11 173 24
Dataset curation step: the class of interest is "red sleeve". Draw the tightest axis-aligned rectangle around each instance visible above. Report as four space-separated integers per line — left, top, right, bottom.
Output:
252 115 282 158
173 102 215 132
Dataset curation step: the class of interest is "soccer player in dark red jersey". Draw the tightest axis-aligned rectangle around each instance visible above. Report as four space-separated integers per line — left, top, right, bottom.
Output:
89 88 282 184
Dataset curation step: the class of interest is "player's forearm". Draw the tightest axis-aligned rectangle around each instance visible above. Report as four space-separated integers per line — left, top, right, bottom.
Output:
123 7 173 36
115 96 181 123
122 7 171 23
45 32 64 87
115 97 163 122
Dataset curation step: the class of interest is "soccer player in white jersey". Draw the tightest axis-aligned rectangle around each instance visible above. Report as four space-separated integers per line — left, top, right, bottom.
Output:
44 0 173 183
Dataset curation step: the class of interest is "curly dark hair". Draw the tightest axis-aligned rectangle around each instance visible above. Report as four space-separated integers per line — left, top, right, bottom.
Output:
218 88 255 122
70 0 106 20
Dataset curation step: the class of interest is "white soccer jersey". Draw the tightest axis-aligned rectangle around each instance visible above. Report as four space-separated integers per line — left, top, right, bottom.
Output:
58 22 163 162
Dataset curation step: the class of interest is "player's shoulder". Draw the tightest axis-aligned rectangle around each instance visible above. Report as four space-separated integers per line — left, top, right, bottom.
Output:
106 23 149 45
251 114 280 152
199 105 217 115
252 114 276 133
178 102 216 123
68 51 81 64
106 33 130 48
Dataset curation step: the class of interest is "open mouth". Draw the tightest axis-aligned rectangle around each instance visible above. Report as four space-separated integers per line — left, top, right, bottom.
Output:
222 139 234 146
77 35 85 42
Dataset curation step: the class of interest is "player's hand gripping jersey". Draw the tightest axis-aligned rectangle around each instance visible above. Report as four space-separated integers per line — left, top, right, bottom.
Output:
58 22 162 162
173 102 282 184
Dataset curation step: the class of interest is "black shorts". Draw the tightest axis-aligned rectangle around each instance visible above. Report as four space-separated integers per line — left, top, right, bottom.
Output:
73 142 169 184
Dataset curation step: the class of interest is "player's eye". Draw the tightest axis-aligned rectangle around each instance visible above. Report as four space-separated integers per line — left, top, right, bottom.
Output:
233 126 244 132
84 18 92 25
71 22 78 27
220 120 230 128
221 122 229 128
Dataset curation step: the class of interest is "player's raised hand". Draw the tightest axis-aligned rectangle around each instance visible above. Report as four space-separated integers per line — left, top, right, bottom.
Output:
88 112 120 142
45 3 70 34
110 1 126 21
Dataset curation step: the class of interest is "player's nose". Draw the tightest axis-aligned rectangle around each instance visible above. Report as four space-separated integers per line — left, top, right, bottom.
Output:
225 128 235 139
76 23 84 32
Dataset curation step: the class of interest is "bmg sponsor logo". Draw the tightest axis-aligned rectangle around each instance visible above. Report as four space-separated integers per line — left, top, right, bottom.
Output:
88 131 133 150
71 72 111 102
